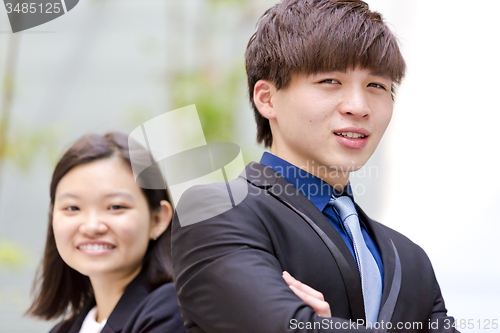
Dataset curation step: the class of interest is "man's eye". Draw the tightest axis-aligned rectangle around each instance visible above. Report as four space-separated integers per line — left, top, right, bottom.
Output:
65 206 79 212
320 79 340 84
368 82 387 90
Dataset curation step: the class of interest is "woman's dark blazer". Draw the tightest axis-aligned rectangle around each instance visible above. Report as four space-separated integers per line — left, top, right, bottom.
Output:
49 272 186 333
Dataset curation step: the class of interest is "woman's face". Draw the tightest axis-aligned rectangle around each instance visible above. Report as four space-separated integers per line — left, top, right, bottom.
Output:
52 157 165 280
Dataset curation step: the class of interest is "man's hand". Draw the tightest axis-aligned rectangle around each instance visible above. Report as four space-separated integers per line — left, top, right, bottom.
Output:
282 271 332 318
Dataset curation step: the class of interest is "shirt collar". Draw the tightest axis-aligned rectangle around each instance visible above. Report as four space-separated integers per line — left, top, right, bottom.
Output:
259 152 355 212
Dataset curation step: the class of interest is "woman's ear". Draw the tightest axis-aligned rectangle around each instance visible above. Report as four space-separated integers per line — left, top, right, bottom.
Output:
150 200 173 240
253 79 278 120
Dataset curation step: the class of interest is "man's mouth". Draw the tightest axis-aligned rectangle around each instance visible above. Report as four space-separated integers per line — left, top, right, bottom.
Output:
334 132 367 139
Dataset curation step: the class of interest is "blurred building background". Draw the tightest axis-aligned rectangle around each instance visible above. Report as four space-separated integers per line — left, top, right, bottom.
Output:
0 0 498 332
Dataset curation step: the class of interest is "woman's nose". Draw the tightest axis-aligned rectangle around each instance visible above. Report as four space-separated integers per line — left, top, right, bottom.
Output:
79 211 108 237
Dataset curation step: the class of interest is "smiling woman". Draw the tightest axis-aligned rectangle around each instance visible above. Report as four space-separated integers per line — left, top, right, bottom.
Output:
25 133 186 333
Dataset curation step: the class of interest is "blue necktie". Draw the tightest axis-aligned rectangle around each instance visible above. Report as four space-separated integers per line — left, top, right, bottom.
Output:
328 195 382 324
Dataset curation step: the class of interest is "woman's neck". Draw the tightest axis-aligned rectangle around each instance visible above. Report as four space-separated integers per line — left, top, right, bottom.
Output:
89 266 142 323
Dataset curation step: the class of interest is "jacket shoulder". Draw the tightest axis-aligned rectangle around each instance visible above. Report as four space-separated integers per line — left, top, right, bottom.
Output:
141 283 182 314
121 282 186 333
174 175 267 228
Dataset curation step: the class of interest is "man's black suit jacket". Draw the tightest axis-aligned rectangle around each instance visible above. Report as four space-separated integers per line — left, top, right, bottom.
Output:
49 272 186 333
172 162 458 332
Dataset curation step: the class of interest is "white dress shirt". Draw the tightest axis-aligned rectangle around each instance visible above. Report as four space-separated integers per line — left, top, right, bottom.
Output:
78 306 107 333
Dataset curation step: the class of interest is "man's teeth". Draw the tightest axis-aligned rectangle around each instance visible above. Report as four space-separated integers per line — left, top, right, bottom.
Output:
79 244 114 251
336 132 366 139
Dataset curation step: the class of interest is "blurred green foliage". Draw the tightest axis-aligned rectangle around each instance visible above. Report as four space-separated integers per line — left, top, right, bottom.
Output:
2 125 60 173
0 239 25 270
0 33 60 270
124 106 154 129
0 126 60 269
171 62 246 144
169 0 266 164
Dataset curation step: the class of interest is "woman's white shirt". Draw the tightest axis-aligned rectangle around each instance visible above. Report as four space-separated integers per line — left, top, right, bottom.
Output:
78 307 107 333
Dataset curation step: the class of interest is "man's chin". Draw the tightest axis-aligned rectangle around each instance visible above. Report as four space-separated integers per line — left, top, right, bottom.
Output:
324 160 368 173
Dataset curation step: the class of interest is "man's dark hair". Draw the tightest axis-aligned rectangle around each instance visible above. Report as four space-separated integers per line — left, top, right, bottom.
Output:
245 0 406 148
26 132 173 321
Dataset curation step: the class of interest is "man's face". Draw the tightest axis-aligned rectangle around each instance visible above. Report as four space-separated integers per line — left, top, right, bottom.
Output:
269 68 394 180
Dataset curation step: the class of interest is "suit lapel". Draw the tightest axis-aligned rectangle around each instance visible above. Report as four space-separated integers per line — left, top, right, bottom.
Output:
53 299 95 333
54 272 150 333
241 162 365 320
101 272 150 333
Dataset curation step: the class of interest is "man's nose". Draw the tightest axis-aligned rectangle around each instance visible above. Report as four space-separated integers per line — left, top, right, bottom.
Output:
79 211 108 237
338 88 371 118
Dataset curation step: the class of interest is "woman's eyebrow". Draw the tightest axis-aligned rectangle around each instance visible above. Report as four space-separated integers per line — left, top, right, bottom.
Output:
102 192 134 200
57 192 134 200
57 193 80 200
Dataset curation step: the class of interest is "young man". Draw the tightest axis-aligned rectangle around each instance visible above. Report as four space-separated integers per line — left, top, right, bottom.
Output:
171 0 459 332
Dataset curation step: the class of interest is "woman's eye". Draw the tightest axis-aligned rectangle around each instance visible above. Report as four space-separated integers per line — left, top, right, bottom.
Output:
65 206 79 212
109 205 127 210
368 82 387 90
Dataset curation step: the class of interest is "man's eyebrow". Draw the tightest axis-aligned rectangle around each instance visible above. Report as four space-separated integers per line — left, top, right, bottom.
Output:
329 68 347 73
368 70 391 79
312 69 347 75
316 69 391 78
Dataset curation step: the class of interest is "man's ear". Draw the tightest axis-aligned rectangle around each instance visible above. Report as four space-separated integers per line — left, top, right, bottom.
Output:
253 79 278 120
149 200 173 240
